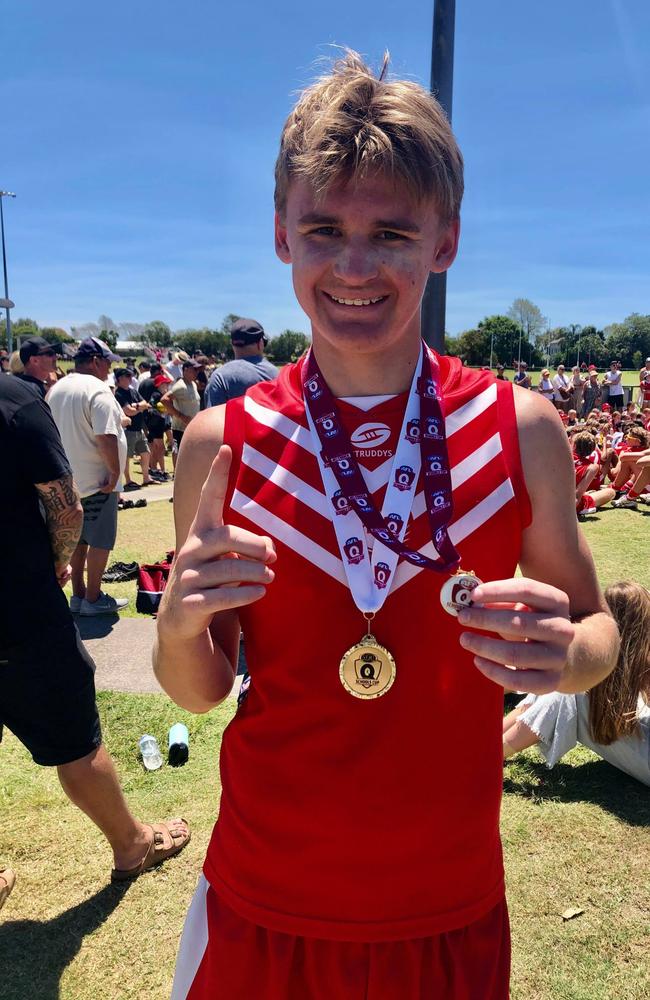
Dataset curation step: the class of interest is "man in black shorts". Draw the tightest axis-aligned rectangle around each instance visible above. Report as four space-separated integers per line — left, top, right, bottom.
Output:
114 367 153 488
0 376 190 903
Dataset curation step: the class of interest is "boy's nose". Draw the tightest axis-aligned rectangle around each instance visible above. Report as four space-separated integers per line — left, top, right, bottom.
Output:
332 240 380 284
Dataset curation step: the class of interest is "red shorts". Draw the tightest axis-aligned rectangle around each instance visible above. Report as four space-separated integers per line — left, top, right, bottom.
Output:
577 493 597 514
172 877 511 999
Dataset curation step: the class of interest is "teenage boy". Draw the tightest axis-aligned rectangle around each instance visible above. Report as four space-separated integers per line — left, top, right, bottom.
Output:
155 53 618 1000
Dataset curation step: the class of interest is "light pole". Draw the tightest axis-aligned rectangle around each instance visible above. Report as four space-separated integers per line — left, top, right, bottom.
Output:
421 0 456 352
0 191 16 355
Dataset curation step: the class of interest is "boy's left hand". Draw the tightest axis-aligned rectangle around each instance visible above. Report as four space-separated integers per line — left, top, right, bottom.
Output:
457 577 575 694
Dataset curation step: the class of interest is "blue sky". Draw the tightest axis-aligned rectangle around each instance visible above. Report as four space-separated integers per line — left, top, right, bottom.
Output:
2 0 649 337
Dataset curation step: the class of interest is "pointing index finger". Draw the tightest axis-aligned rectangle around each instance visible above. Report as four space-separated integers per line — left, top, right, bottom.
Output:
193 445 232 535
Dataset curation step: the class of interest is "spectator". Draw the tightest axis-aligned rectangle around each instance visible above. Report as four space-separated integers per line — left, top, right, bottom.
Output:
638 357 650 408
503 581 650 785
165 351 190 383
512 361 531 390
0 374 190 898
137 360 151 385
15 336 60 398
160 359 201 467
47 337 131 616
114 368 153 489
537 368 555 402
581 370 602 416
566 408 579 427
495 364 507 380
603 361 624 411
0 349 10 374
205 318 279 407
139 363 171 480
570 365 585 412
552 364 572 412
8 351 24 375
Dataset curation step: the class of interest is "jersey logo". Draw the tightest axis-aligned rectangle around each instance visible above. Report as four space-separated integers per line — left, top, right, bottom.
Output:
350 422 391 448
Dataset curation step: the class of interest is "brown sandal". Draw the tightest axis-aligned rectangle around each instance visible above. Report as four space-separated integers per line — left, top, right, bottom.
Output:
110 819 191 882
0 866 15 911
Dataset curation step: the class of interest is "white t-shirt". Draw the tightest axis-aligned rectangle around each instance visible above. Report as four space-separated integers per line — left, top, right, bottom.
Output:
47 372 127 497
552 372 570 401
168 377 200 431
605 370 623 395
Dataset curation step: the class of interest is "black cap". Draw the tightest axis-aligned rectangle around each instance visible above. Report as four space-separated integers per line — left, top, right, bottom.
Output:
114 367 131 379
182 359 201 369
230 317 266 346
74 336 121 362
19 336 60 364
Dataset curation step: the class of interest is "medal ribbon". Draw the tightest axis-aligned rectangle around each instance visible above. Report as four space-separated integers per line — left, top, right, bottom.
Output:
303 343 460 613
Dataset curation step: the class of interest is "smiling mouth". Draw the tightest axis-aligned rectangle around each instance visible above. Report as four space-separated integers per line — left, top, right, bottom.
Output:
325 292 387 307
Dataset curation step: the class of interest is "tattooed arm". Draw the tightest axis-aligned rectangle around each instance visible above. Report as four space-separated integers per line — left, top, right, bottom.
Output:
34 474 84 586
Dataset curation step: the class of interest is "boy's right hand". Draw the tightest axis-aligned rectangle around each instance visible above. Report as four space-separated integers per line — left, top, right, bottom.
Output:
159 446 276 641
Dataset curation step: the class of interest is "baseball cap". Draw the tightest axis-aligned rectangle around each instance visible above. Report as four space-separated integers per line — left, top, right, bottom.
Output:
153 373 172 388
19 336 60 364
114 367 131 379
182 359 201 370
496 364 504 370
230 317 266 346
74 336 121 362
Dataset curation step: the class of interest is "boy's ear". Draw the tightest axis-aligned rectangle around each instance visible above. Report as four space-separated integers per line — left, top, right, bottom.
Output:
429 218 461 275
274 212 292 263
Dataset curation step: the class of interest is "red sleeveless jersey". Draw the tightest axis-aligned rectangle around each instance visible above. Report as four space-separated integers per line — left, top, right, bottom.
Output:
203 353 531 942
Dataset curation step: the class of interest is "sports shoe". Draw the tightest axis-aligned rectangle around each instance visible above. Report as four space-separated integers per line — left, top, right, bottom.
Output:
123 481 141 492
79 592 129 616
70 595 82 613
612 495 638 509
637 493 650 505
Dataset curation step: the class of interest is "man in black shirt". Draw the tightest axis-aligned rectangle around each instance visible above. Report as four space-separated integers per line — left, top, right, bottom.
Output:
0 377 190 899
114 368 153 488
16 335 59 398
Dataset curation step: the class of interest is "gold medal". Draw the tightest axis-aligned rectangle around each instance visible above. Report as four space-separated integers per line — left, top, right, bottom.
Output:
340 615 396 699
440 568 482 616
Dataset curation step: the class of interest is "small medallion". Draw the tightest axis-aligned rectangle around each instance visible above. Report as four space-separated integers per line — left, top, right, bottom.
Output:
440 569 482 616
339 634 396 700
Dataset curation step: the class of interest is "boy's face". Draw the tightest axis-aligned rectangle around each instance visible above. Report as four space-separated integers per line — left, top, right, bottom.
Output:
275 174 459 360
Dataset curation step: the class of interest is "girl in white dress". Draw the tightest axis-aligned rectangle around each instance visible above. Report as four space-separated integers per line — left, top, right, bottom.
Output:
503 581 650 785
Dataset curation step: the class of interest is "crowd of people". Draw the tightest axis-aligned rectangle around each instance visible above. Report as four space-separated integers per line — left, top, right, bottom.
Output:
496 359 650 513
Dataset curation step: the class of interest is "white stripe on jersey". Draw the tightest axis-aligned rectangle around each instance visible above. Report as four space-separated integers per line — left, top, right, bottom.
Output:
171 875 210 1000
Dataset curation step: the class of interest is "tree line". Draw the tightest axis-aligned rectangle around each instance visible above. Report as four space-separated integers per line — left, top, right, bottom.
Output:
446 300 650 370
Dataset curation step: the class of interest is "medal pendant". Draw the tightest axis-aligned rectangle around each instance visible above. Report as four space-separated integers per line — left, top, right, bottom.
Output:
440 569 482 617
339 633 396 700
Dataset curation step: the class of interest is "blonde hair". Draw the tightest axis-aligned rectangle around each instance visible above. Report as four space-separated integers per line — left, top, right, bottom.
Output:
9 350 24 374
274 50 464 223
589 582 650 745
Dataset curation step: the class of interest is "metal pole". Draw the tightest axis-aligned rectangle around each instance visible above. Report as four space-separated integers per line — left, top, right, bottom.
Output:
0 193 14 355
421 0 456 353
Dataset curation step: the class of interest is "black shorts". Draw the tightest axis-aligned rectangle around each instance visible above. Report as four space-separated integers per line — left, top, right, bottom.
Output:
172 429 184 449
0 624 102 766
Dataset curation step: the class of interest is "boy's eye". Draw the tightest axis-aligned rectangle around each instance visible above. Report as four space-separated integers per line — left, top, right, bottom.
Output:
310 226 339 236
377 230 404 241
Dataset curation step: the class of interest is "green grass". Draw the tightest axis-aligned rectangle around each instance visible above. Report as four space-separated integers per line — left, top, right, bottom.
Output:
4 473 650 998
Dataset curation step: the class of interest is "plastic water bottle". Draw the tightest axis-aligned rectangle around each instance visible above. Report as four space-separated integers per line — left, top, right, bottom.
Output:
168 723 189 767
139 734 163 771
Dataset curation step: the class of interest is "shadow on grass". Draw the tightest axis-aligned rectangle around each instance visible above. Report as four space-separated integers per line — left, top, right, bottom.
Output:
0 881 131 999
504 758 650 826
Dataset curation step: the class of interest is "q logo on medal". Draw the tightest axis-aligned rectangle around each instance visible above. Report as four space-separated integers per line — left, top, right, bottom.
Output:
355 651 382 689
386 513 404 536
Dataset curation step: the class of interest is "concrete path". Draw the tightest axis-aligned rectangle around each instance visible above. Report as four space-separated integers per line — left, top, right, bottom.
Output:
78 616 244 698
